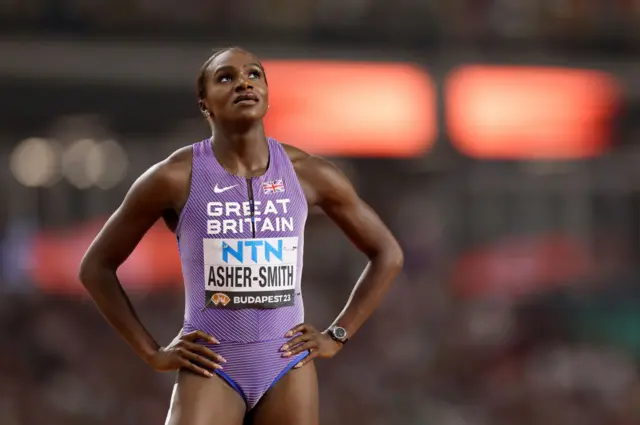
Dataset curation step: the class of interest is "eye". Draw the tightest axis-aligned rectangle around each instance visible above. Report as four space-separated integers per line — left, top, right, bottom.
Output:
248 70 262 80
217 74 232 83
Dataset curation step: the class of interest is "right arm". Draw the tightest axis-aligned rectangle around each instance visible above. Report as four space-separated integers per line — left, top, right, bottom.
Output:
78 153 223 376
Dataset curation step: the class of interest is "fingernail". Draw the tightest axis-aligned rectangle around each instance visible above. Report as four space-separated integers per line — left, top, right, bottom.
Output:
210 338 218 344
282 351 291 358
280 344 288 351
207 371 214 377
294 363 302 368
285 331 293 337
220 358 227 363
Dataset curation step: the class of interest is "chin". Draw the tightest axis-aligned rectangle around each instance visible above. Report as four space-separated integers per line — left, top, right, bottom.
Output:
234 108 267 122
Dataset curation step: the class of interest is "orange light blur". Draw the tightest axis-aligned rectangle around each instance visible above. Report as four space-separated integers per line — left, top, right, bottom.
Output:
263 61 436 157
446 66 620 159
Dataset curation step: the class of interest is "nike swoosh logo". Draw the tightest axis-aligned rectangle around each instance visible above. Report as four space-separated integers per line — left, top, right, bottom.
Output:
214 184 237 194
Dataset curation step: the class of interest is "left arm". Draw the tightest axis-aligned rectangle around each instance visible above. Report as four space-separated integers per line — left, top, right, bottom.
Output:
282 154 404 366
312 157 404 336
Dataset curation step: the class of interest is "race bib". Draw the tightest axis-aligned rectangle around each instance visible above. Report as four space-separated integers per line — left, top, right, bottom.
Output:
203 237 298 309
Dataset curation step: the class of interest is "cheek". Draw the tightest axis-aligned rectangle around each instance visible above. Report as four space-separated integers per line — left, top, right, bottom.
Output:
258 86 269 105
206 91 229 111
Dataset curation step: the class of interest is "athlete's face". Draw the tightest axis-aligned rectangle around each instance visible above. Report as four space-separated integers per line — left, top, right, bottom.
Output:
201 49 269 124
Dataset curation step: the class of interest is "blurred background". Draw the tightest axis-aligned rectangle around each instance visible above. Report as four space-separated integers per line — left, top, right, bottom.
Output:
2 2 640 425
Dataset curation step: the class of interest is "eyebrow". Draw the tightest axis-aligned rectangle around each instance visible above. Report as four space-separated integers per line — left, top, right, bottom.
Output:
245 62 264 71
213 62 264 75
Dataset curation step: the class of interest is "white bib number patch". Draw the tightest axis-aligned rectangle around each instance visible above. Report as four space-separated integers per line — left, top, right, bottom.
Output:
203 237 298 309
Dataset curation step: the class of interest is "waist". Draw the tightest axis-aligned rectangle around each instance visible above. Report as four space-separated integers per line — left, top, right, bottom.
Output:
183 297 304 343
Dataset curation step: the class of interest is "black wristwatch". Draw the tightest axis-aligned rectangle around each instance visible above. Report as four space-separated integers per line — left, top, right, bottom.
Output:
327 325 348 344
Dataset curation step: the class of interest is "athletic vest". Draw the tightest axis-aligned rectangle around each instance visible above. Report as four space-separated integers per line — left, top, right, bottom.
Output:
176 138 307 343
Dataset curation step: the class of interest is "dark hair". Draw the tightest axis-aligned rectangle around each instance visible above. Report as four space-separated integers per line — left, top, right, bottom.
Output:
196 46 266 102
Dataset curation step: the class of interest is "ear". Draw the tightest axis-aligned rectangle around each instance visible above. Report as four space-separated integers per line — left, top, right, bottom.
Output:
199 101 213 119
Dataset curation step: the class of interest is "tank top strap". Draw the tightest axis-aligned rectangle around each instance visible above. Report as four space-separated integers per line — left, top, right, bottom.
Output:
265 138 294 175
193 138 234 181
190 139 210 178
175 139 222 238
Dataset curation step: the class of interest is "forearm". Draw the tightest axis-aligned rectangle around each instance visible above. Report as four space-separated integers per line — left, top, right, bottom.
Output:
329 247 403 337
79 261 160 362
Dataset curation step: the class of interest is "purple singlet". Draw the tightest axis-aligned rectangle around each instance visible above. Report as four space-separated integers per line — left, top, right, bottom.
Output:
175 138 309 408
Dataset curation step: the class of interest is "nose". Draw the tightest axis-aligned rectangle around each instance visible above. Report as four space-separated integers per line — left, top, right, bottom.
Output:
235 77 253 92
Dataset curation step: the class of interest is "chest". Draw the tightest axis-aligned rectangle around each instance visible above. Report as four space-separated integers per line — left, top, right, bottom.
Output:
193 171 308 239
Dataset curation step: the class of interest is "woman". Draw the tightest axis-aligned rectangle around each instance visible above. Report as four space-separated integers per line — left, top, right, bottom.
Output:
79 46 403 425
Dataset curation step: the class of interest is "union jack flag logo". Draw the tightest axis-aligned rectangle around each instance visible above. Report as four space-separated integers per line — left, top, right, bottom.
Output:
262 179 285 194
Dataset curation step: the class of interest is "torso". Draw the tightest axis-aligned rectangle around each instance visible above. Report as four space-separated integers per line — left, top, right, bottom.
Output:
173 138 309 343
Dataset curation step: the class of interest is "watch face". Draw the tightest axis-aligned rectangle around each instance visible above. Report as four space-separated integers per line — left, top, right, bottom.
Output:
333 327 346 340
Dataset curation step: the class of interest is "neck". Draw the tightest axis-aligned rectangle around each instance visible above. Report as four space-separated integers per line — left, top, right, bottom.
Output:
210 121 269 176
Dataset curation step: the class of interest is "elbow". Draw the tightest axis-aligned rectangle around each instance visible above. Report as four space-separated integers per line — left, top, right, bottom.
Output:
388 243 404 273
78 255 94 287
78 254 110 289
373 241 404 274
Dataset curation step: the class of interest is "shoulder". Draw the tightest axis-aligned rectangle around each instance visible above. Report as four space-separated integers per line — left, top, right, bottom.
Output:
281 143 309 162
281 143 354 205
126 145 193 208
281 143 339 176
143 145 192 186
162 145 193 179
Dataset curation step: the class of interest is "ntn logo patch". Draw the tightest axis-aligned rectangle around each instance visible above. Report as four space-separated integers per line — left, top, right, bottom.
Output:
222 239 283 263
203 237 298 265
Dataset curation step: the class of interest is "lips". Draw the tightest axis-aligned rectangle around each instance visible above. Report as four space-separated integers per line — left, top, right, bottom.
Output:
234 93 259 104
